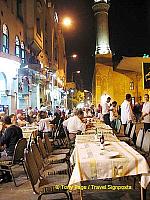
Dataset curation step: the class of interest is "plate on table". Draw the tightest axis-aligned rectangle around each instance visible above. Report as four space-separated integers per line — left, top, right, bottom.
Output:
104 141 110 146
105 151 119 158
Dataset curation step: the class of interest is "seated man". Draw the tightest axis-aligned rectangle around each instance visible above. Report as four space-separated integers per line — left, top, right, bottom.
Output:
17 113 27 127
63 110 86 141
0 116 23 158
38 111 54 138
83 108 92 118
0 116 23 182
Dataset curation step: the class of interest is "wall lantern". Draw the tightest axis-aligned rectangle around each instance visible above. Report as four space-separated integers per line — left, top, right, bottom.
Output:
130 81 134 90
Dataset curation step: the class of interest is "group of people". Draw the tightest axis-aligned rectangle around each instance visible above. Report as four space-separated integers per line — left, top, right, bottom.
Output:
0 94 149 182
101 93 150 133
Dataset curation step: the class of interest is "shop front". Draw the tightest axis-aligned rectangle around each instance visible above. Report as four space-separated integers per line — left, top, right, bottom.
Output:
18 64 41 110
0 53 20 114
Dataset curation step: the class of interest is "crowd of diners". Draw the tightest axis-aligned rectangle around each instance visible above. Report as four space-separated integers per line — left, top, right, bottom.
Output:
0 93 149 183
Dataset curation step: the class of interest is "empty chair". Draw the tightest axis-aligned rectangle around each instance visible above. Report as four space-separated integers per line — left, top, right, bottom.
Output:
44 134 70 156
129 124 136 139
37 136 66 164
141 130 150 154
115 119 122 133
129 124 136 145
31 142 70 177
63 126 75 149
125 122 133 136
117 123 133 144
136 128 144 149
24 149 72 200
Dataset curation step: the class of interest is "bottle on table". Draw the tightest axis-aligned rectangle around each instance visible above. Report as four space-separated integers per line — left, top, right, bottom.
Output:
100 133 104 144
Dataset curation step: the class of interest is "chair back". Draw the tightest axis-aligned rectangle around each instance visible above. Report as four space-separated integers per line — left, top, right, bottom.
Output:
44 134 53 154
136 128 144 149
141 130 150 153
31 142 44 172
12 138 27 164
24 149 40 194
125 122 133 136
54 119 62 139
27 134 32 150
130 124 136 139
37 136 47 159
63 126 71 147
115 119 122 133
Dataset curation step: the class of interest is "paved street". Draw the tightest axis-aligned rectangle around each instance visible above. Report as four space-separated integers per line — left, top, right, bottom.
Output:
0 171 150 200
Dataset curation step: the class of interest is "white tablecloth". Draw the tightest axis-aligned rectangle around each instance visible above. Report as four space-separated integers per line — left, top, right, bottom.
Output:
69 135 150 189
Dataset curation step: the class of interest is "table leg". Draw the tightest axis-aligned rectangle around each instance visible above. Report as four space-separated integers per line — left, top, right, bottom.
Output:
80 189 83 200
80 181 83 200
141 186 147 200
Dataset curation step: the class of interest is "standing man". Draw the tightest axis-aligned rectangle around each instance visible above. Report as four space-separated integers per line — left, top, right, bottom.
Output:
121 94 133 134
141 94 150 132
110 101 118 131
102 97 111 126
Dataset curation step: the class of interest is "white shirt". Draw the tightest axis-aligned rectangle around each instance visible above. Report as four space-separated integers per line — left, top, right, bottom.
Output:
121 100 133 124
102 102 110 115
38 117 53 132
110 106 118 122
83 111 92 118
63 115 86 134
142 101 150 123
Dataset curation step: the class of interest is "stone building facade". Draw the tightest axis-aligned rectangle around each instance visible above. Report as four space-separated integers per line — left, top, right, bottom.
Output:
92 0 150 106
0 0 67 113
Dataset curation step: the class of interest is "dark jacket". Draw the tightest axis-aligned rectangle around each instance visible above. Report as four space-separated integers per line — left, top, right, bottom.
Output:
0 125 23 156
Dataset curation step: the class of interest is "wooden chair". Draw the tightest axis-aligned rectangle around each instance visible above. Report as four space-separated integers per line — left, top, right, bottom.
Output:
31 142 70 177
0 138 28 186
44 134 70 156
117 122 133 143
63 126 75 150
129 124 136 145
141 130 150 155
37 136 66 164
24 149 72 200
135 128 144 149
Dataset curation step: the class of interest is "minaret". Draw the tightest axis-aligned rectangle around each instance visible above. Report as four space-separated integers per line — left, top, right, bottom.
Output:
92 0 110 54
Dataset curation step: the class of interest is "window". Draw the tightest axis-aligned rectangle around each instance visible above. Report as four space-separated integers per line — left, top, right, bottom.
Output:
15 35 20 57
36 0 42 36
36 17 41 36
45 21 47 33
2 24 9 53
17 0 23 22
21 41 25 63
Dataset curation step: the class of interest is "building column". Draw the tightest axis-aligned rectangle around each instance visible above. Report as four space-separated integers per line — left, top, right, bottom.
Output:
92 0 110 54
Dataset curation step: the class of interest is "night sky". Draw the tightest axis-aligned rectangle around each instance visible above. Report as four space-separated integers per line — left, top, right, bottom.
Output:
53 0 150 91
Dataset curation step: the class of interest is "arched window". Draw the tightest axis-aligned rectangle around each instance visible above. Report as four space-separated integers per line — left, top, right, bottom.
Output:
36 0 42 36
2 24 9 53
21 41 25 63
17 0 23 21
15 35 20 57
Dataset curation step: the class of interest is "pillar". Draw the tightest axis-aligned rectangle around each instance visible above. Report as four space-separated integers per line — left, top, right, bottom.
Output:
92 0 110 54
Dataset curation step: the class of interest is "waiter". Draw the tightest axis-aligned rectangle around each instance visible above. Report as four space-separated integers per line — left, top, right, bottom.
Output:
102 97 111 126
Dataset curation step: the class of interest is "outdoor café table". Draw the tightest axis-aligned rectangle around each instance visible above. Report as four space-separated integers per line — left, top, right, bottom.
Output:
69 134 150 200
21 127 38 140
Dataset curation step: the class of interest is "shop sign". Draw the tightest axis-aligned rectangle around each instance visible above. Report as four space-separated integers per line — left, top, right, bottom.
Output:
142 63 150 89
